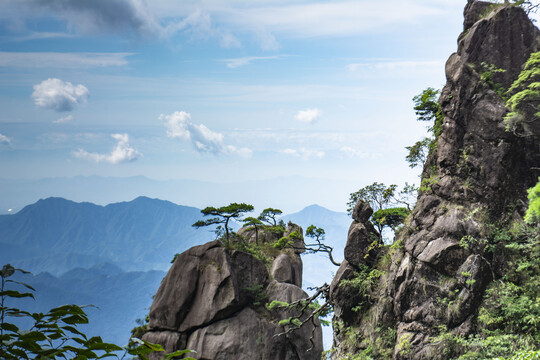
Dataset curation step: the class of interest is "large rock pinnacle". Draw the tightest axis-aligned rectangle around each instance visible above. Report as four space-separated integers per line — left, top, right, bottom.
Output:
330 2 540 359
144 223 323 360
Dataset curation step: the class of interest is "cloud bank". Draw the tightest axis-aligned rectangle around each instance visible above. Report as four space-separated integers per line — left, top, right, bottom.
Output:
295 108 322 124
32 78 89 112
0 133 12 145
162 111 252 157
72 133 140 164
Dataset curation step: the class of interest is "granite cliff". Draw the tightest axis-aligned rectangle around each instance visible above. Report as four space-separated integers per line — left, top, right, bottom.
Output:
143 223 323 360
329 1 540 359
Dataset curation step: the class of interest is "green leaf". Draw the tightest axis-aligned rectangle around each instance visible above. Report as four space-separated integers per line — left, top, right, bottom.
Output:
0 322 19 332
6 279 36 292
0 290 35 299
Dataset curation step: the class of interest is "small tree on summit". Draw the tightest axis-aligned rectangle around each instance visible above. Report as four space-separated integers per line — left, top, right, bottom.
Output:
258 208 283 226
193 203 254 246
242 217 264 245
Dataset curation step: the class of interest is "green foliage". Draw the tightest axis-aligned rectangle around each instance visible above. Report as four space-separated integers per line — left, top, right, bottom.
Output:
0 264 121 359
525 178 540 223
170 253 180 263
0 264 195 360
505 52 540 136
193 202 254 246
405 87 444 168
278 317 302 327
508 0 540 14
258 208 283 226
304 225 341 266
242 216 264 244
419 172 440 192
371 207 410 231
475 62 507 99
347 182 416 244
273 230 301 250
339 264 382 312
243 284 268 307
496 350 540 360
348 182 397 215
467 218 540 358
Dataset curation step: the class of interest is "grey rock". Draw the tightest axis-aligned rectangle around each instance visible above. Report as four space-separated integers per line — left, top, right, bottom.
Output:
186 307 264 360
146 223 322 359
142 331 187 360
148 241 269 333
284 223 305 254
270 253 302 287
344 221 380 267
330 3 540 359
352 199 373 223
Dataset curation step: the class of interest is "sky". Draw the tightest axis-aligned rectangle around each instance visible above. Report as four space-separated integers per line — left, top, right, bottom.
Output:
0 0 473 213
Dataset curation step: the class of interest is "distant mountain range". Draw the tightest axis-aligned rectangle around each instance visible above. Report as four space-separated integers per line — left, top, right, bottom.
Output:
0 196 351 349
0 196 214 274
0 175 356 215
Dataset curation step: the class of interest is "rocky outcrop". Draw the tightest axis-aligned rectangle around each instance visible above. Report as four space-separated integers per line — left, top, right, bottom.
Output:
330 2 540 359
144 223 322 360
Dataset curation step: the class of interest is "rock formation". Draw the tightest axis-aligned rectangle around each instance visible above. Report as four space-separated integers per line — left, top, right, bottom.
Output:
143 223 323 360
330 1 540 359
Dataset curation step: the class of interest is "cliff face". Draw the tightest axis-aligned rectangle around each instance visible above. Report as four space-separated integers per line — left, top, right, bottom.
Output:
330 2 540 359
143 223 323 360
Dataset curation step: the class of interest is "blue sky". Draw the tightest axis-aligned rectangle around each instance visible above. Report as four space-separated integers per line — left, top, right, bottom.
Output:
0 0 472 212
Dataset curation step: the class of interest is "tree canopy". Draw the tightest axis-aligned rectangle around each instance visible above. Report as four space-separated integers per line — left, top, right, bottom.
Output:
405 87 444 168
258 208 283 226
193 203 254 246
348 182 416 242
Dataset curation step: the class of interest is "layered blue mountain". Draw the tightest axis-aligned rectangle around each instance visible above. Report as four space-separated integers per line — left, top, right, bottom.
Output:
0 196 214 274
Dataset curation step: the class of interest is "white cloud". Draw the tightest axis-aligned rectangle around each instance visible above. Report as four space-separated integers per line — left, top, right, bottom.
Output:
0 133 11 145
53 115 73 124
161 111 252 157
72 133 140 164
223 55 284 68
281 148 325 159
32 78 89 112
0 52 134 68
295 108 322 124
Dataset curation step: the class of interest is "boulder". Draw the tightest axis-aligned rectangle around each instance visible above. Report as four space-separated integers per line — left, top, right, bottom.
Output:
344 221 380 267
352 199 373 223
148 241 269 333
270 253 302 287
145 222 322 359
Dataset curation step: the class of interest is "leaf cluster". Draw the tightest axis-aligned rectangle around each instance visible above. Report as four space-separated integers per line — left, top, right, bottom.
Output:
505 51 540 136
405 87 445 168
0 264 195 360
